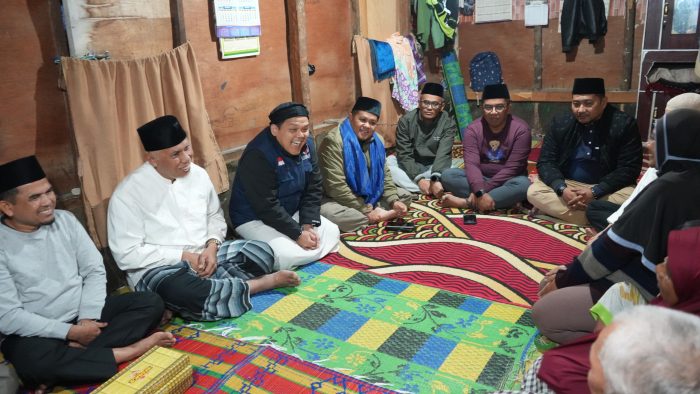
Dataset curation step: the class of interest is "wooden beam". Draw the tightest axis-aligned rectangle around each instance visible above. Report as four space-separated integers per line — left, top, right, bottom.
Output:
533 26 543 90
285 0 311 109
351 0 361 36
465 90 638 103
170 0 187 46
621 0 636 90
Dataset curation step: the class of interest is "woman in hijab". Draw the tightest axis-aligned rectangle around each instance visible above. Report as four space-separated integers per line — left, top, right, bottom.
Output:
492 219 700 394
532 108 700 344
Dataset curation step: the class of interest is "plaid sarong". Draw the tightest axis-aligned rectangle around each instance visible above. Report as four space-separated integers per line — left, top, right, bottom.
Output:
136 240 275 321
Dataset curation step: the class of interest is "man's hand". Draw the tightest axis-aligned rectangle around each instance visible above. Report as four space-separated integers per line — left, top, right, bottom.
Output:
197 244 219 278
538 266 567 298
182 251 204 274
561 187 578 204
574 188 594 205
297 225 319 250
429 181 445 199
466 193 477 209
565 187 592 211
67 320 107 346
367 207 389 224
392 201 408 216
476 193 495 212
417 178 431 195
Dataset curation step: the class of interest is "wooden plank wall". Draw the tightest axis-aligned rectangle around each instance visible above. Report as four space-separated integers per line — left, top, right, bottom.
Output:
457 2 647 94
2 0 356 198
0 1 76 194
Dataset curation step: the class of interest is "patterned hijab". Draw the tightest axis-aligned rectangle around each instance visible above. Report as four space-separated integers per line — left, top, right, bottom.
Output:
655 108 700 175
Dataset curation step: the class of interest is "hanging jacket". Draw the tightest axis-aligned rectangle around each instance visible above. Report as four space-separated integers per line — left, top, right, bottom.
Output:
560 0 608 53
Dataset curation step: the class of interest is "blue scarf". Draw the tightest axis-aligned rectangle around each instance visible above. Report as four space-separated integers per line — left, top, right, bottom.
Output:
340 118 385 206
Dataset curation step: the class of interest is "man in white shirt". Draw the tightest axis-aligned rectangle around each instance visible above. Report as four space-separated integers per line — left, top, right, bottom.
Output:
0 156 174 391
108 115 300 321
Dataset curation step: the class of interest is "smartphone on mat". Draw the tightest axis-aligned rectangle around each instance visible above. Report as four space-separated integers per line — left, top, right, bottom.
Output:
463 213 477 225
386 218 415 232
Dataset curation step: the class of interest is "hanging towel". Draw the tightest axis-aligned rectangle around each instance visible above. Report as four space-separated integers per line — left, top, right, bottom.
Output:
368 39 396 81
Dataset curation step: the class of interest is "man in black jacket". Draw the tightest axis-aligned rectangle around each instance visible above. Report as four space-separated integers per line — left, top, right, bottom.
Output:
527 78 642 226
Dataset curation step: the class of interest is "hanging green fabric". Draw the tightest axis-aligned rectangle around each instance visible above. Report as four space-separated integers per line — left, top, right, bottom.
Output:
414 0 445 49
427 0 457 39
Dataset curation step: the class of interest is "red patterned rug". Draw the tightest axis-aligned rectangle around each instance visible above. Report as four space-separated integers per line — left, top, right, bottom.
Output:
321 196 588 307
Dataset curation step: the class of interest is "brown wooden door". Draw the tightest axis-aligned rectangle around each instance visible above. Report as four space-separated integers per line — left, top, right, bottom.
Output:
660 0 700 49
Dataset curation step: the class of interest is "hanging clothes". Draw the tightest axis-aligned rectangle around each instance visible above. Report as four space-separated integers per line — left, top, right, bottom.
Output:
407 34 427 87
427 0 458 39
352 35 401 147
368 39 396 81
560 0 608 53
414 0 446 49
387 33 420 112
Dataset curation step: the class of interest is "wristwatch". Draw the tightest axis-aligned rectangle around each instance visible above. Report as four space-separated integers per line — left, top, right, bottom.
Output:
475 189 485 198
205 238 222 250
430 174 441 182
591 186 601 200
555 184 567 197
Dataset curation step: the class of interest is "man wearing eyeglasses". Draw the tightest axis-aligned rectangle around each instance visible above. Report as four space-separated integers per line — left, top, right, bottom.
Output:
527 78 642 225
441 83 532 212
389 82 457 198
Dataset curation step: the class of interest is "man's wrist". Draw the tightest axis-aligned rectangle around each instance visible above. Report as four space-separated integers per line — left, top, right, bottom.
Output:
205 238 222 250
555 184 567 197
590 186 602 199
475 189 485 198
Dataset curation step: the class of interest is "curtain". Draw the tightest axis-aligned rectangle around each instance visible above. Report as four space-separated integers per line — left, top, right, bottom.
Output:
61 42 228 248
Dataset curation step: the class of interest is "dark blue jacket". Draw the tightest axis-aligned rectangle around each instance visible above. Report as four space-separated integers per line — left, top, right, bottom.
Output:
230 128 322 240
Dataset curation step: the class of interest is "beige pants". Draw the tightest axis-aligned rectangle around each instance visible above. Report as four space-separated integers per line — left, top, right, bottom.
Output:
527 177 634 225
321 188 414 233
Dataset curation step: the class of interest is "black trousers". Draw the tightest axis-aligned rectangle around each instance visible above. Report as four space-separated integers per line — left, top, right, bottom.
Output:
1 292 164 389
585 200 621 232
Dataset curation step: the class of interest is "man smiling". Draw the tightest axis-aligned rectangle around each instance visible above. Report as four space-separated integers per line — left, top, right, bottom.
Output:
390 82 457 197
441 83 531 212
109 115 300 322
230 102 340 269
318 97 413 232
527 78 642 225
1 156 174 391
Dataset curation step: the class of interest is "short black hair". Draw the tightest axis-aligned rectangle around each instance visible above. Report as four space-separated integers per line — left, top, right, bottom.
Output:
0 187 18 203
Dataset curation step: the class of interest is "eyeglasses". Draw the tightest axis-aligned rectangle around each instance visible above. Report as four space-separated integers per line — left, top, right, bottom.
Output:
420 100 443 109
482 104 506 112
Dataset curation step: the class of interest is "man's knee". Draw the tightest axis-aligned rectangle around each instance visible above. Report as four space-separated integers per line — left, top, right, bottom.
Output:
2 338 59 388
120 291 165 321
321 202 368 232
440 168 467 193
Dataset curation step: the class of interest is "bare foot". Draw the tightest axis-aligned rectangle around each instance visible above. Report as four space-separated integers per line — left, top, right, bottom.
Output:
440 194 468 208
112 331 176 363
160 309 173 326
248 270 301 295
379 209 399 222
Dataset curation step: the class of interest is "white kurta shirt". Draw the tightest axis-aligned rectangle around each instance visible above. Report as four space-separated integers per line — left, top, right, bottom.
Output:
108 162 226 287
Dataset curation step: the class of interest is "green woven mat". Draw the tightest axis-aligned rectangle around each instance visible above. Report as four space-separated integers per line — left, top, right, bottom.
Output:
176 262 540 393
